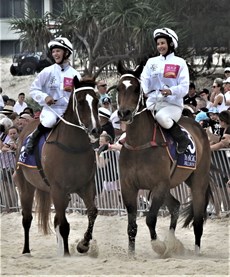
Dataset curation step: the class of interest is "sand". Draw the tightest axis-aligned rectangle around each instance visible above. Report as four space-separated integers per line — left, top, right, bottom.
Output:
0 211 229 276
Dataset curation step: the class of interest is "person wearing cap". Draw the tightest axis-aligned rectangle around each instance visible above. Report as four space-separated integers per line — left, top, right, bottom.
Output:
223 77 230 106
24 37 81 154
98 107 115 143
141 27 190 154
0 105 14 116
210 78 228 113
101 96 112 112
206 107 221 144
224 67 230 80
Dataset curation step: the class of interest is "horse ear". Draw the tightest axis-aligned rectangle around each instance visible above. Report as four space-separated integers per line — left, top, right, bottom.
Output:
73 75 81 89
117 60 127 75
134 61 145 79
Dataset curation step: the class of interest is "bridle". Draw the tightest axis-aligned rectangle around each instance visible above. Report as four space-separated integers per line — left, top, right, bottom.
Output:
47 86 97 139
119 74 147 122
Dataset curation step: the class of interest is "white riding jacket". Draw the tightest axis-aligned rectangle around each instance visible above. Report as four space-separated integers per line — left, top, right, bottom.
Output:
30 63 81 115
141 52 189 111
30 63 81 127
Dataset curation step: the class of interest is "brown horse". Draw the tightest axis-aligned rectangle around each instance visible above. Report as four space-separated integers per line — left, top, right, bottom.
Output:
13 76 101 256
116 62 212 257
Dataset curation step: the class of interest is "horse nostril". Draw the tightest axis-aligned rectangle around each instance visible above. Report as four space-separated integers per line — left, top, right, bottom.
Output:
118 109 131 120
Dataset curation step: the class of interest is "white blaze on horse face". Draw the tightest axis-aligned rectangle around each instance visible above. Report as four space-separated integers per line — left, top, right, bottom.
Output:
86 94 96 129
123 80 132 90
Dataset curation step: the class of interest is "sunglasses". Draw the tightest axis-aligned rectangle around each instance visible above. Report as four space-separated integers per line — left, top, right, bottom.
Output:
212 86 217 88
99 84 107 87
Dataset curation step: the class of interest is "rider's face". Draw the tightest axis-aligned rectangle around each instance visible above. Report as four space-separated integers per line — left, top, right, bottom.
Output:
156 38 168 56
52 48 65 63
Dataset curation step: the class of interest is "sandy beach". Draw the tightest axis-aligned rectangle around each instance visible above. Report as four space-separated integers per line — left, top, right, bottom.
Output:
0 211 229 276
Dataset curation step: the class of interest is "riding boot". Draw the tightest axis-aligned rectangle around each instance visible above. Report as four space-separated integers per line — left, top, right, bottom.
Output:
25 123 51 154
168 121 190 154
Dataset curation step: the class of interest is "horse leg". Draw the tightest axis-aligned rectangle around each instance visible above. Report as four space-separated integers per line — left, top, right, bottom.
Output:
121 187 138 256
164 191 180 231
52 191 71 256
77 187 98 254
147 186 168 256
13 170 35 254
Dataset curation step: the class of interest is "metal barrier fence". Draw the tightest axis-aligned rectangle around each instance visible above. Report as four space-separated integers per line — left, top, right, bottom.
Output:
1 149 230 215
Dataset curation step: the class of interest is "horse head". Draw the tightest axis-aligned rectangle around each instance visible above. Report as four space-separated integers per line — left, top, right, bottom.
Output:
117 61 145 123
65 75 101 142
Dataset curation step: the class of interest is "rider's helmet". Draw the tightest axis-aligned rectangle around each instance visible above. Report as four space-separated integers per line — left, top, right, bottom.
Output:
48 37 73 58
153 27 178 49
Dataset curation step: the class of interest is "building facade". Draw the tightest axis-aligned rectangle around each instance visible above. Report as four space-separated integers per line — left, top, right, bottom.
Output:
0 0 63 56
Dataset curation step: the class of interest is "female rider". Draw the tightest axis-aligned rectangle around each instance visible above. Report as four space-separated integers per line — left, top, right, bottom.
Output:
25 37 81 154
141 27 190 154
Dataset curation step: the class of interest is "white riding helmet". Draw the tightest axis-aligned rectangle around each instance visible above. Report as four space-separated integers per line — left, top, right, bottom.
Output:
48 37 73 53
153 28 178 49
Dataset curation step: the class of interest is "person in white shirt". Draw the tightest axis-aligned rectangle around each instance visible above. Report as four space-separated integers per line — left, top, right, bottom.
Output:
13 92 28 114
223 77 230 106
0 87 4 111
141 27 190 154
25 37 81 154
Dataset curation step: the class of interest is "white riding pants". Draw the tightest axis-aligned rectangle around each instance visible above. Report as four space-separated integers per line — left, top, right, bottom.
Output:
155 105 182 129
39 106 62 128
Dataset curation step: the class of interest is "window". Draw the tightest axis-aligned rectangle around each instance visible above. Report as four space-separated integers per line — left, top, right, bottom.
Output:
0 0 25 18
52 0 63 16
28 0 43 17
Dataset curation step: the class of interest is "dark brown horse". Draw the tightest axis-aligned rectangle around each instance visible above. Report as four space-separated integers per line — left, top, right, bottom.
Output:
116 62 212 257
13 76 101 256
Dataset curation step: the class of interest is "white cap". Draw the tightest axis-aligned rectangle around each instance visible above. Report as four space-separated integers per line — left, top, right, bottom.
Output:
224 67 230 72
48 37 73 53
98 107 111 119
223 77 230 83
153 27 178 49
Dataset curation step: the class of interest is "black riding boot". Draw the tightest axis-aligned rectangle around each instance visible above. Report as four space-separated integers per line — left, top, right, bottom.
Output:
25 123 51 154
168 121 190 154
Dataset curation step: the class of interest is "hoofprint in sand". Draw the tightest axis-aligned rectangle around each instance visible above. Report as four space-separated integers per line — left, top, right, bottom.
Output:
0 212 229 276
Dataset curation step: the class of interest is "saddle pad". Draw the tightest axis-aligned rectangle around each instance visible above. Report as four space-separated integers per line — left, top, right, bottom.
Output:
17 133 48 168
161 127 196 169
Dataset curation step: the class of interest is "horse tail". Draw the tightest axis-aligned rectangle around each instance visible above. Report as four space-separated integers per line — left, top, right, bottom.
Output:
34 189 52 235
182 183 212 228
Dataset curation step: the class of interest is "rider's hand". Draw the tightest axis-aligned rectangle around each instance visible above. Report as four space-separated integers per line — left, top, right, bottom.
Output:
45 96 55 106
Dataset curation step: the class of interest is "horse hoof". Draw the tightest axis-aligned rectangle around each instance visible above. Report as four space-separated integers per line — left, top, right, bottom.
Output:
195 245 201 255
77 240 89 253
151 239 166 256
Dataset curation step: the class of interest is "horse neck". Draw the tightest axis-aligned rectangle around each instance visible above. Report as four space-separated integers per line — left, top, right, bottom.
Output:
126 111 157 145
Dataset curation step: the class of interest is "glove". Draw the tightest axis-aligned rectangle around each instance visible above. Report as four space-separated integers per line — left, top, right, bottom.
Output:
97 144 109 155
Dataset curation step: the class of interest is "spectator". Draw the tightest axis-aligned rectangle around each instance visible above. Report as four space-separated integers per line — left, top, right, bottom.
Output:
0 126 19 212
224 67 230 80
96 131 120 209
2 95 9 106
206 107 221 144
18 112 34 133
223 77 230 106
23 106 34 118
101 96 112 112
210 110 230 151
198 88 212 109
6 98 16 107
8 112 20 129
0 87 4 111
97 80 109 104
98 107 115 143
0 117 14 149
194 96 208 114
195 110 209 128
0 105 13 117
183 82 198 109
13 92 28 114
210 78 228 112
110 109 123 141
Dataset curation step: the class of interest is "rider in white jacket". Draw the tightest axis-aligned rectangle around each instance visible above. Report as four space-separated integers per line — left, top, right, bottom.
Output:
141 27 190 154
25 37 81 154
